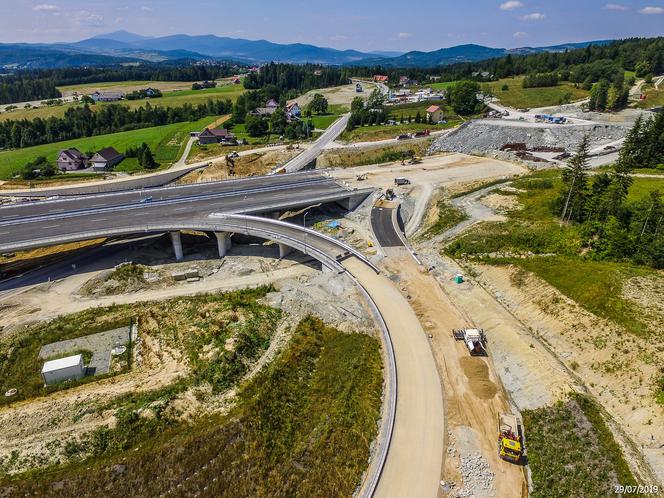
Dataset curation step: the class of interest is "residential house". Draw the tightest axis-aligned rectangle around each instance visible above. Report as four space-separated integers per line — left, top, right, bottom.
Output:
313 69 323 76
373 75 389 83
249 107 277 117
286 102 301 119
265 99 279 109
145 88 159 97
90 91 124 102
57 148 87 171
426 105 445 123
232 77 241 85
89 147 124 172
198 128 237 145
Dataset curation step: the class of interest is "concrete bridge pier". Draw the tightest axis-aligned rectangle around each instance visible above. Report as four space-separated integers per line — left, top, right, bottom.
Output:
278 242 294 259
170 231 184 261
215 232 231 258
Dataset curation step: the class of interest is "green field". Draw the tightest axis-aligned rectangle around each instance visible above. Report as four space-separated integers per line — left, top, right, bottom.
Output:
0 84 244 123
488 77 589 109
0 115 219 179
523 394 637 498
445 171 662 335
634 87 664 109
340 121 457 143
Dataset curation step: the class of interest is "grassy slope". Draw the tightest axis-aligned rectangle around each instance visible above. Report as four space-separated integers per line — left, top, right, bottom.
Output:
341 100 462 142
0 84 244 123
0 115 219 178
634 87 664 109
1 317 383 498
445 171 661 335
488 77 589 108
523 394 638 498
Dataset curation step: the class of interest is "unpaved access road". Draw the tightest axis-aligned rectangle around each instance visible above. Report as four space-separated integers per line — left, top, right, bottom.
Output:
380 247 527 498
343 257 445 498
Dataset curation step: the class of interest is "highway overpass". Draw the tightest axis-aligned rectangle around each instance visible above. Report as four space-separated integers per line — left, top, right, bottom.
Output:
0 171 372 256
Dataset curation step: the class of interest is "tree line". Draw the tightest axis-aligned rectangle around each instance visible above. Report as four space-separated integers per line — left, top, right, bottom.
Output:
349 38 662 91
0 76 62 105
0 63 239 105
243 63 347 97
0 99 233 149
557 114 664 269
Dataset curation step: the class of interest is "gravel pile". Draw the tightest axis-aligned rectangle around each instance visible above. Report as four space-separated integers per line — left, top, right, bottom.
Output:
454 453 496 498
430 120 629 156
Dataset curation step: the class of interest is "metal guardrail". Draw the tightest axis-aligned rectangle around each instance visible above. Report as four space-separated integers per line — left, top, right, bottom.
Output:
0 214 395 498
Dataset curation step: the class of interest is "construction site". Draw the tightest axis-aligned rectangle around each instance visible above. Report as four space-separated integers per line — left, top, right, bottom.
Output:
1 74 663 498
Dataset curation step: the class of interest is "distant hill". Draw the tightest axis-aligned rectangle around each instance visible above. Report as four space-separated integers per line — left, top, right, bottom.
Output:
0 44 140 70
352 40 614 67
0 31 616 69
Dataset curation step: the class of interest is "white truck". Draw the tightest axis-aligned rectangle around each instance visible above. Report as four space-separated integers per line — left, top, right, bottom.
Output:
452 328 488 356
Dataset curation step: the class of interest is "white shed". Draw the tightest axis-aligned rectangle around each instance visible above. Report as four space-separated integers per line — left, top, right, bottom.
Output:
41 354 85 385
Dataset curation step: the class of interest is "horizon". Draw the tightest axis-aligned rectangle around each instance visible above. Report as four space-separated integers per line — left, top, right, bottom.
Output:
2 0 663 52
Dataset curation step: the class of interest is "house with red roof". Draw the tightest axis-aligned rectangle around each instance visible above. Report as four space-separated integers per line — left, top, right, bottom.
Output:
426 105 445 123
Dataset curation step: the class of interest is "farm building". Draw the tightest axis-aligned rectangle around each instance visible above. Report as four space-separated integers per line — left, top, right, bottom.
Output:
90 91 124 102
373 75 389 83
41 354 85 385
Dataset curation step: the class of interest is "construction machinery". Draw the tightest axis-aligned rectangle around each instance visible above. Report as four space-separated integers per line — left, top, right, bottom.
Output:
498 412 524 464
356 174 368 181
452 328 488 356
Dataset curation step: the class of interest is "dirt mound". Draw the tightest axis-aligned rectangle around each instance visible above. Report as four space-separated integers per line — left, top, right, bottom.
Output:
459 357 499 399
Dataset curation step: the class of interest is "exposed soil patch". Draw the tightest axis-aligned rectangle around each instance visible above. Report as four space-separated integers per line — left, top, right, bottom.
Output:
622 274 664 334
459 357 498 400
480 192 522 212
180 148 300 181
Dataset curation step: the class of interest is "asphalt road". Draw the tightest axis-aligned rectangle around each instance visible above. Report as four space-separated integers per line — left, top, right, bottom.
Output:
279 113 350 173
371 206 405 247
0 171 329 222
0 181 366 251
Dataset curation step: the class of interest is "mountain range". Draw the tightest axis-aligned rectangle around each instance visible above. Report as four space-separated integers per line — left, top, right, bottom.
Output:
0 30 613 70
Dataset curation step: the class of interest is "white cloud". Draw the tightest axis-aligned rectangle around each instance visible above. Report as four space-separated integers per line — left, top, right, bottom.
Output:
500 1 524 10
398 32 412 39
74 10 104 26
519 12 545 20
140 6 154 11
513 31 529 38
32 4 59 12
604 3 628 10
330 34 348 42
638 6 664 14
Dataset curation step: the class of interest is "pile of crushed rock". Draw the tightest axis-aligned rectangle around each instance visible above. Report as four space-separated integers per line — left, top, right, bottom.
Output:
430 120 629 156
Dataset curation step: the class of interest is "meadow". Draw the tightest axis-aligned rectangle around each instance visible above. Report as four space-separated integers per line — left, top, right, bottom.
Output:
0 115 220 178
487 77 589 109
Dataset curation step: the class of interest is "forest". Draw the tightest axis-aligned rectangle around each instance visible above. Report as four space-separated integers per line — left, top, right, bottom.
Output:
557 113 664 268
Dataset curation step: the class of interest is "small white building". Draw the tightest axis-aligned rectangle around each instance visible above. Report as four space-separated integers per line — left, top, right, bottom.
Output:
41 354 85 385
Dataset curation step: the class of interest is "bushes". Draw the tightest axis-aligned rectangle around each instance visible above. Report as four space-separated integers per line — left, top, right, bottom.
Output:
523 394 638 498
522 72 559 88
21 156 56 180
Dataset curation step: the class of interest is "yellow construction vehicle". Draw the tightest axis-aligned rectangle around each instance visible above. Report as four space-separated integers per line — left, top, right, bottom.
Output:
409 156 422 164
498 412 524 463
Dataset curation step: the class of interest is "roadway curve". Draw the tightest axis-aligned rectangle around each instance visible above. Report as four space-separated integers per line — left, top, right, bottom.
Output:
368 203 445 497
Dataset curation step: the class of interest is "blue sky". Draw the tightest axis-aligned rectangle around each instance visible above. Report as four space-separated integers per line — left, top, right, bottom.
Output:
2 0 663 51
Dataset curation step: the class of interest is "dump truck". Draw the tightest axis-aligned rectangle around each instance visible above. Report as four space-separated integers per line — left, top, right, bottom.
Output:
394 177 411 186
498 412 524 463
452 328 488 356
